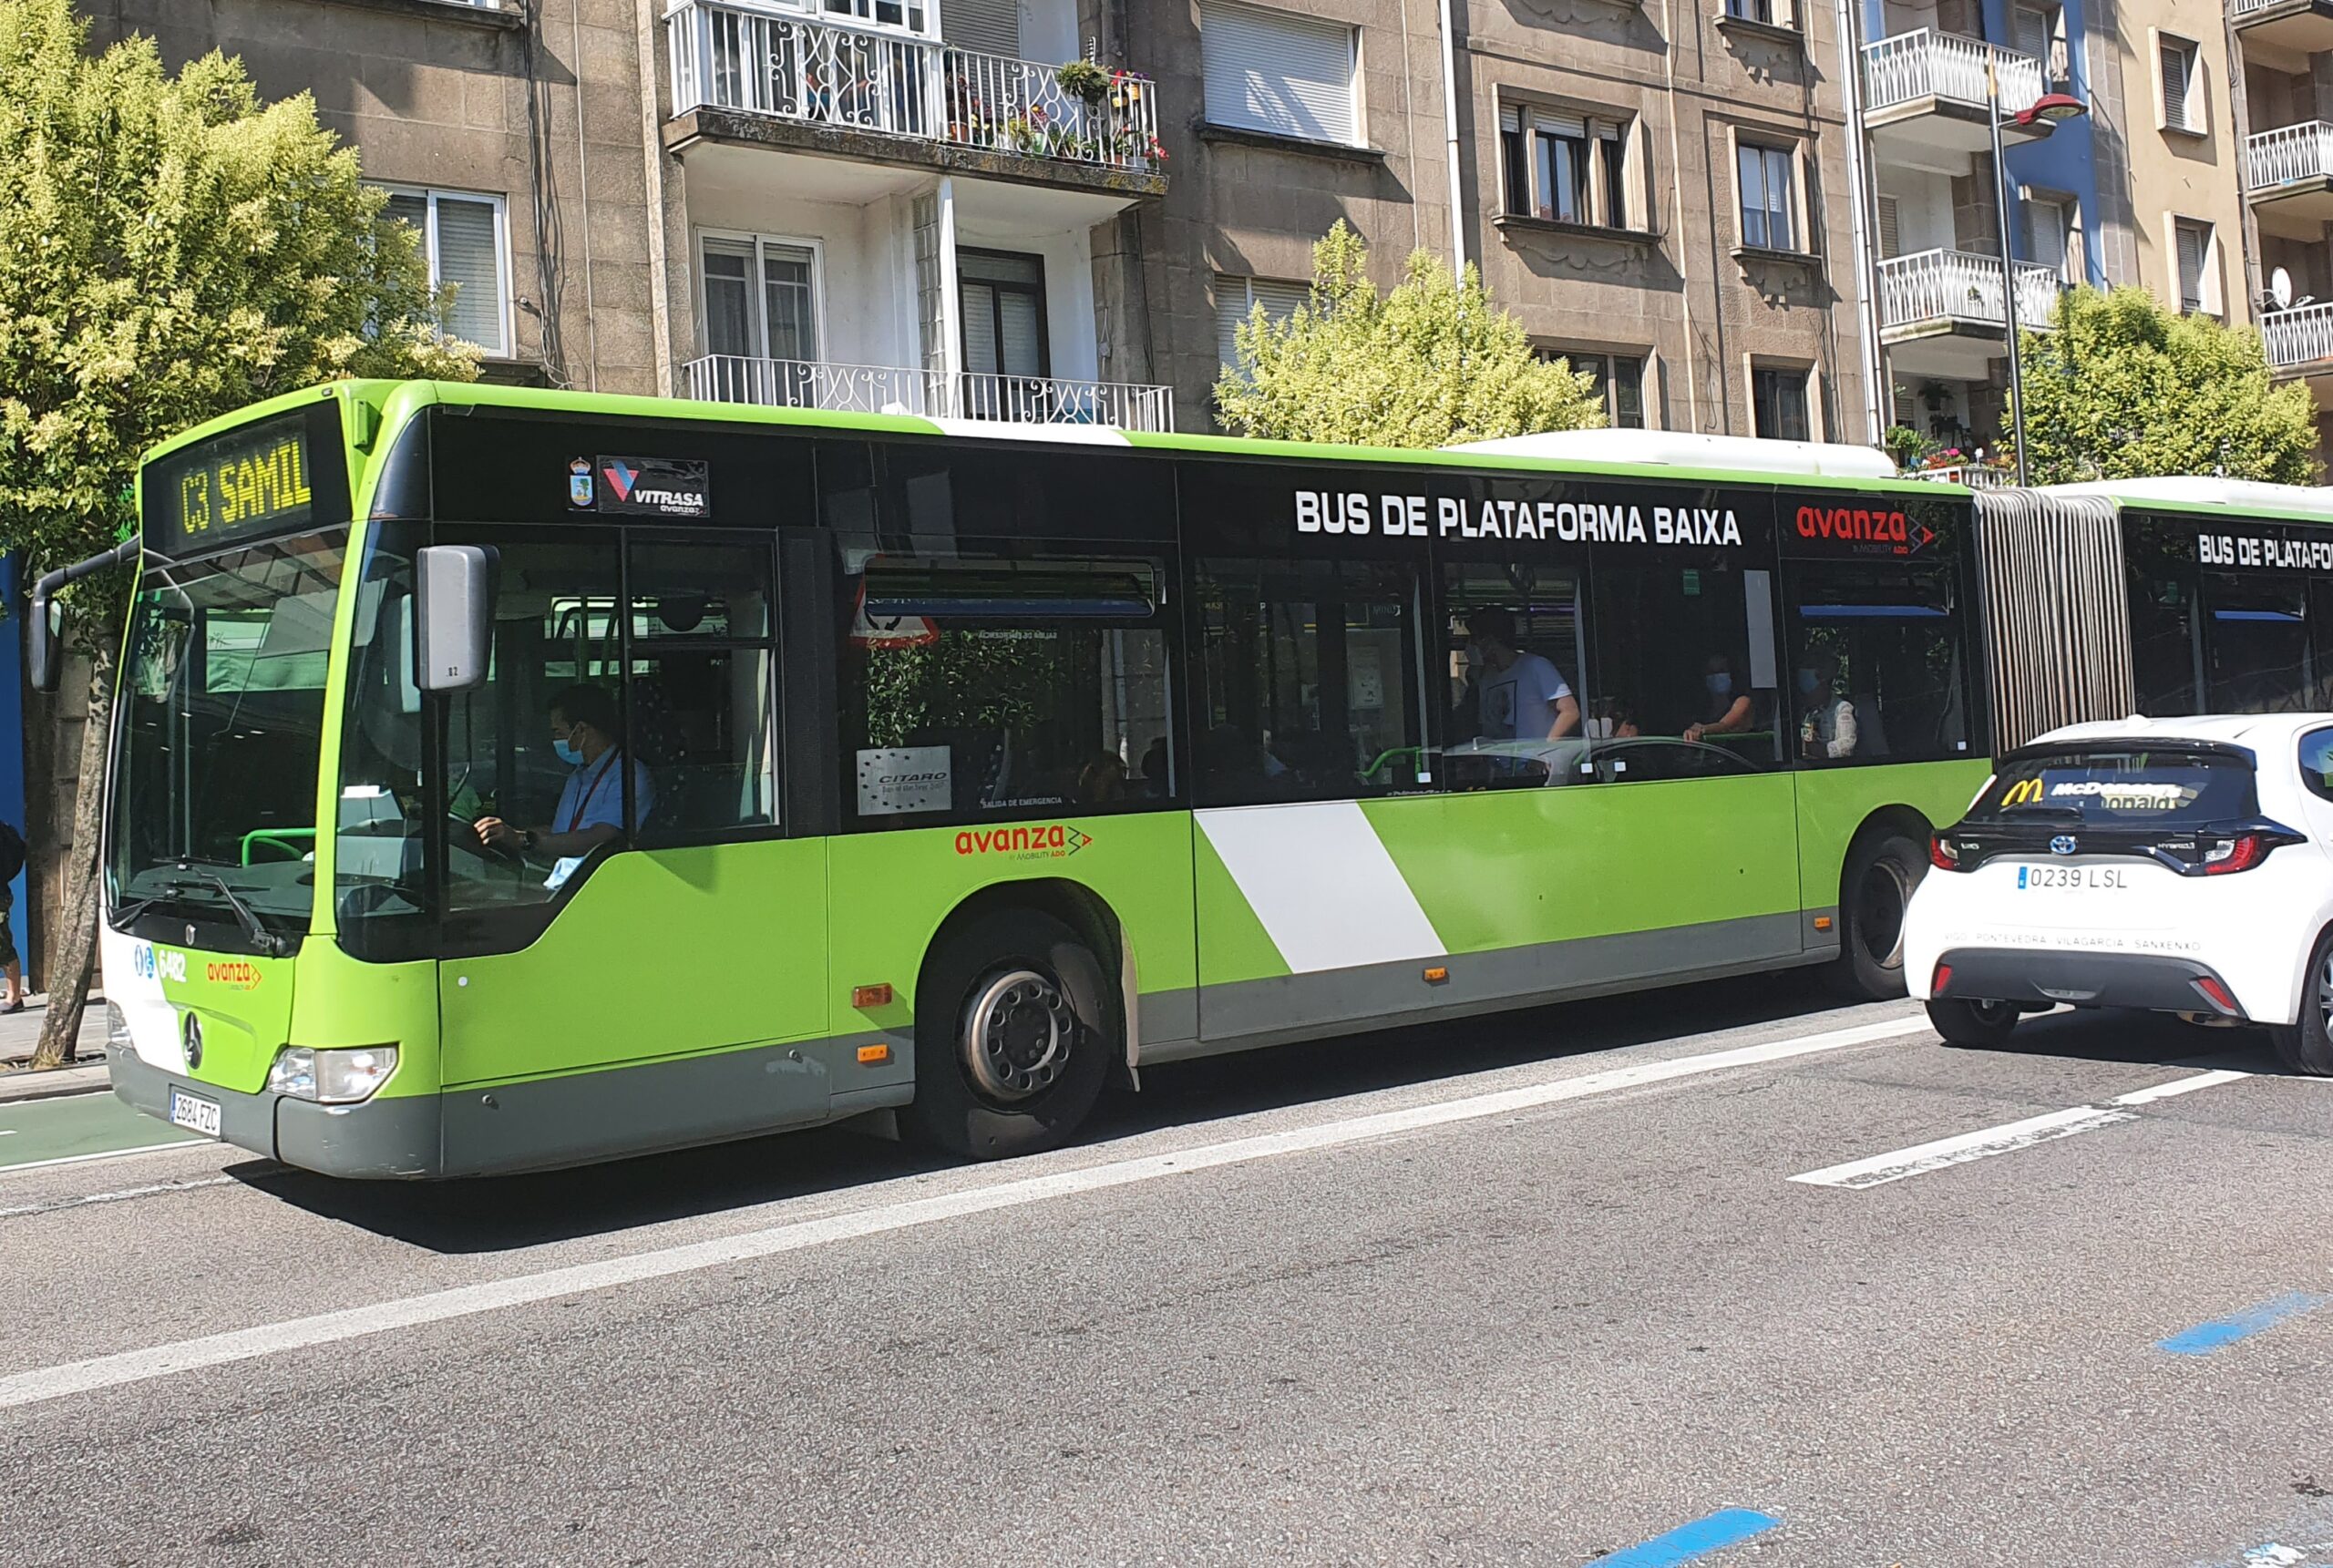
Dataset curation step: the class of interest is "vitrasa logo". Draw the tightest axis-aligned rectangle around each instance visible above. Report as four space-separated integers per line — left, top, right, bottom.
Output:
131 942 187 983
1793 503 1937 556
953 825 1091 859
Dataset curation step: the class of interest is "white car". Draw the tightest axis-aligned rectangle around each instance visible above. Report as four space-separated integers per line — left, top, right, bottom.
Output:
1904 712 2333 1074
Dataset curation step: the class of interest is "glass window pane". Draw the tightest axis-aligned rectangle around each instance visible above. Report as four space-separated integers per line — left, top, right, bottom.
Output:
1444 564 1585 789
702 241 757 359
434 197 505 354
998 291 1044 375
630 538 773 641
1784 562 1969 764
2205 576 2310 710
1612 357 1646 427
961 283 1000 374
630 645 776 840
1196 559 1424 803
383 191 428 239
1738 144 1766 247
762 245 817 363
1593 559 1777 767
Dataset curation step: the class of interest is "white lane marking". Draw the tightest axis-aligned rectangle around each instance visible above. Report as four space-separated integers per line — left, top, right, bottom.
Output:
0 1012 1928 1412
1196 802 1444 972
0 1142 203 1178
1790 1106 2136 1190
0 1174 236 1220
2112 1068 2250 1105
1791 1068 2252 1191
0 1130 15 1136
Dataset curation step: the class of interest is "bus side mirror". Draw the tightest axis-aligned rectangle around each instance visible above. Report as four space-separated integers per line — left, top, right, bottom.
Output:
27 594 62 695
416 545 491 692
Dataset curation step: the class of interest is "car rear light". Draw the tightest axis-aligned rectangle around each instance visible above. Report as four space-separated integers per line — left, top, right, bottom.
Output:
2191 976 2242 1016
1932 962 1953 994
2202 834 2266 875
1929 834 1964 872
2151 822 2306 876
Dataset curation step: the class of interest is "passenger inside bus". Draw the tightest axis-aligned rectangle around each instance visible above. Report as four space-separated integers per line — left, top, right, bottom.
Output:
1795 655 1860 760
475 683 655 890
1684 653 1760 743
1464 607 1581 743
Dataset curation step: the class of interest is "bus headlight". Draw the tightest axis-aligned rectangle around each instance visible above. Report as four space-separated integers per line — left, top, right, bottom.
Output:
267 1045 398 1104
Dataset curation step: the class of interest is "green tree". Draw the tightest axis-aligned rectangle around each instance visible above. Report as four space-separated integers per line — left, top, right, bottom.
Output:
1214 221 1604 447
0 0 477 1068
2018 284 2321 486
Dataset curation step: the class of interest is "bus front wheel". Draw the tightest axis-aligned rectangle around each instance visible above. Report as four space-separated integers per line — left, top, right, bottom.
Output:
1827 832 1926 1000
905 909 1115 1159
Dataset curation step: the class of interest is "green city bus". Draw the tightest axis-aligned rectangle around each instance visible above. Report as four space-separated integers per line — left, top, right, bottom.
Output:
80 380 1991 1177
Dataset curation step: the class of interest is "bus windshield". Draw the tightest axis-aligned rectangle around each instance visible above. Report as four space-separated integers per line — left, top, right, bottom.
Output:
108 533 345 946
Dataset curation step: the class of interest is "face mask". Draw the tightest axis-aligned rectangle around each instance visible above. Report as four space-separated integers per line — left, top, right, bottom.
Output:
1705 674 1733 698
1796 669 1821 695
553 738 583 767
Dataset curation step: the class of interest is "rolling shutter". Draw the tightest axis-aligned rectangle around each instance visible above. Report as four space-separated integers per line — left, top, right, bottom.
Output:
945 0 1019 58
434 197 505 354
1216 276 1310 371
1876 194 1901 260
1200 0 1357 144
2160 40 2193 131
2176 221 2209 312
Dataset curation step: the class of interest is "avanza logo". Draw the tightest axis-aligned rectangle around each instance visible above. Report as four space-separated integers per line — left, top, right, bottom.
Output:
1794 504 1937 555
954 825 1091 858
205 960 262 991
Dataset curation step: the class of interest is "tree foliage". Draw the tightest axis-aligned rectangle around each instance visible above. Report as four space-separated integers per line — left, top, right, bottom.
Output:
1214 221 1603 447
2018 284 2320 486
0 0 477 576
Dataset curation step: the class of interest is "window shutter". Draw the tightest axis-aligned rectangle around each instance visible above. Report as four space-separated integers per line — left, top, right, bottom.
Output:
1500 104 1521 133
2176 222 2208 311
1200 0 1357 144
2025 199 2066 272
1876 195 1901 260
1532 110 1588 138
434 196 505 354
1217 276 1309 371
945 0 1019 56
2161 42 2190 131
383 190 427 235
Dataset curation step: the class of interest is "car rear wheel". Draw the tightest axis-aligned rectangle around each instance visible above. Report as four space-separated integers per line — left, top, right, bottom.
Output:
1927 997 2020 1049
2270 928 2333 1077
1827 832 1927 999
904 909 1115 1159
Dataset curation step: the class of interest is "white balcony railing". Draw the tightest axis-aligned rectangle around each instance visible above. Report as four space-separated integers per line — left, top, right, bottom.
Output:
1862 28 2045 118
1877 248 2062 333
2247 121 2333 191
668 1 1162 171
1915 462 2014 489
684 354 1177 432
2263 301 2333 368
2234 0 2296 17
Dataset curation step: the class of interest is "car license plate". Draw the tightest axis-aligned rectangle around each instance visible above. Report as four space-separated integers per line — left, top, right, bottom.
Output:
168 1088 222 1139
2016 865 2127 891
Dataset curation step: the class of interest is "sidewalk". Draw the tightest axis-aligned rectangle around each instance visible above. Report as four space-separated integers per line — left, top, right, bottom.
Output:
0 995 113 1103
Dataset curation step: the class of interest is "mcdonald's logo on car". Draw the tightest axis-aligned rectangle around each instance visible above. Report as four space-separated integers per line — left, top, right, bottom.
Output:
2002 777 2047 805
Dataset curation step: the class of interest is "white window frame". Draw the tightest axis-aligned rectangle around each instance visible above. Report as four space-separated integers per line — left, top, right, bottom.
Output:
1199 0 1362 147
376 183 513 358
2154 31 2205 137
1732 135 1804 255
695 228 828 365
1541 344 1653 428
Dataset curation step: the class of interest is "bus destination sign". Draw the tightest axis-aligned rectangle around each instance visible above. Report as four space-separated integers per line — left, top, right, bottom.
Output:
145 405 349 559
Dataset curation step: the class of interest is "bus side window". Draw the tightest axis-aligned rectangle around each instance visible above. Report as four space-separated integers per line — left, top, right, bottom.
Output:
1443 563 1588 790
1589 558 1778 767
1193 559 1427 804
1781 560 1970 765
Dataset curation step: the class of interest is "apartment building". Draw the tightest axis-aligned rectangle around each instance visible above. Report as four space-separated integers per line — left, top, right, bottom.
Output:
2234 0 2333 446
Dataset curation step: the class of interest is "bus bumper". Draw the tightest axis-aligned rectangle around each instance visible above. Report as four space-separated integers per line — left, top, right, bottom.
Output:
108 1043 443 1178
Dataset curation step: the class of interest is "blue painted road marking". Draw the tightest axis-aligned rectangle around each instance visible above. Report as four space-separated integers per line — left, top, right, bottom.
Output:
2159 1292 2328 1356
1590 1509 1780 1566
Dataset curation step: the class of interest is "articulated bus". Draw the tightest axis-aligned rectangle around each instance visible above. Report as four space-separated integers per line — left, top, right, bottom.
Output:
1970 478 2333 748
80 382 1995 1177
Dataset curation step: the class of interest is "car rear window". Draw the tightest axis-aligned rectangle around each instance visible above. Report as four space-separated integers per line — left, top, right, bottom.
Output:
1970 747 2259 826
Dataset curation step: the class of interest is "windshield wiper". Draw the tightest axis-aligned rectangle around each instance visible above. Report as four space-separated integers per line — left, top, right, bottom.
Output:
159 872 292 958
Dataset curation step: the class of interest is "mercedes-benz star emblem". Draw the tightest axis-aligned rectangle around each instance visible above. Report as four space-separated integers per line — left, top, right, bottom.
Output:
2050 835 2078 856
183 923 196 944
182 1011 203 1070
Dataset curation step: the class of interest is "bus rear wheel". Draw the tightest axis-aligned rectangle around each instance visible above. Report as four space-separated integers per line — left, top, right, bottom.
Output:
905 909 1115 1160
1827 831 1926 1000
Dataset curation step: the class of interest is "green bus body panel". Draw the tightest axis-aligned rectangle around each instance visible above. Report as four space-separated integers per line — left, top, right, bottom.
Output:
144 951 298 1096
438 841 831 1088
1365 774 1804 956
1792 760 1990 907
826 811 1199 1020
1193 828 1292 987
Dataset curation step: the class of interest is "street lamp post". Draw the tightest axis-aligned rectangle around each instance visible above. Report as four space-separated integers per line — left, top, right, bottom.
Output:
1986 71 2089 487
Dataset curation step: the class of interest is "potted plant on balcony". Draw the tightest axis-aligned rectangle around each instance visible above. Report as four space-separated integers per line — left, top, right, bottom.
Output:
1882 425 1934 473
1055 58 1110 106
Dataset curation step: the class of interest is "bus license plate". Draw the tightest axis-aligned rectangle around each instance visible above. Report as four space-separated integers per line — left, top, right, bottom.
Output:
2016 865 2127 891
168 1089 221 1138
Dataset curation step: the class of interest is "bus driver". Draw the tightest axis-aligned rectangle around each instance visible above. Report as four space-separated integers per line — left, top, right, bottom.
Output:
476 683 655 891
1467 607 1581 743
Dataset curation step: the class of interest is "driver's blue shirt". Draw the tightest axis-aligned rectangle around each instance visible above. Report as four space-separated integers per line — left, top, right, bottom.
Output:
546 751 654 891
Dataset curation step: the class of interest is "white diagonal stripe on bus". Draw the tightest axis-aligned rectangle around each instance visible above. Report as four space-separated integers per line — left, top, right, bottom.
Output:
0 1012 1931 1412
1197 802 1444 974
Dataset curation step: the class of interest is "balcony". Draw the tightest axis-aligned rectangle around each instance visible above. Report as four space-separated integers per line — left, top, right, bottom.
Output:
2263 301 2333 374
2247 123 2333 229
1911 462 2013 489
665 0 1166 198
1861 30 2049 163
1877 248 2061 377
2232 0 2333 55
683 354 1176 432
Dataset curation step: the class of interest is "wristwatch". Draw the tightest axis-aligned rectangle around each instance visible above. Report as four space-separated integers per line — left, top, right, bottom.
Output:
520 827 539 853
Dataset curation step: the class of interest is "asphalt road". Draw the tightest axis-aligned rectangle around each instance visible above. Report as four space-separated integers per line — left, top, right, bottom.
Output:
5 976 2333 1567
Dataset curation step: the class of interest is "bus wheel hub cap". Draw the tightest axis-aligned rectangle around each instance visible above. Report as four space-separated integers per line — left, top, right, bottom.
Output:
965 968 1074 1102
